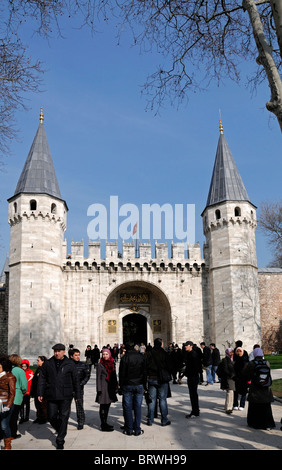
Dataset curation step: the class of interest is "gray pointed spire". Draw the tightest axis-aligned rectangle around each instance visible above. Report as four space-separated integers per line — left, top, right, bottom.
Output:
14 109 62 200
205 122 250 208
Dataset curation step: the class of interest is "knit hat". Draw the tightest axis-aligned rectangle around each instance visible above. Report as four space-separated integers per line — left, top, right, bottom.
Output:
253 347 264 358
225 348 233 358
102 348 112 356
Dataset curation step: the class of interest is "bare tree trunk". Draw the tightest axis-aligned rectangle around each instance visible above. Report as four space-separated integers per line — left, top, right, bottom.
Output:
243 0 282 132
270 0 282 60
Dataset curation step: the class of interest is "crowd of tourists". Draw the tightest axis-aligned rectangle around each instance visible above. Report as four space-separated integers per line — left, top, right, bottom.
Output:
0 338 278 450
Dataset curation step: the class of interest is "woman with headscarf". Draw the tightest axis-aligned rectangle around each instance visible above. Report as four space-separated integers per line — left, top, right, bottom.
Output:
96 348 118 431
233 347 249 411
216 348 236 414
242 347 275 430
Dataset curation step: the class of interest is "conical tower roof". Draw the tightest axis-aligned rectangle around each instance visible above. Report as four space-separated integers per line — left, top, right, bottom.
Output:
13 109 62 200
205 121 250 208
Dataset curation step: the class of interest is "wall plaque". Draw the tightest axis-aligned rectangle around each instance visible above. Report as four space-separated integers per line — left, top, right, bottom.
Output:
108 320 117 333
153 319 162 333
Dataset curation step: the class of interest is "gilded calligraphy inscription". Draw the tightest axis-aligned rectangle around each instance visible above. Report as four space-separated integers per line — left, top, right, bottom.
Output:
120 293 149 304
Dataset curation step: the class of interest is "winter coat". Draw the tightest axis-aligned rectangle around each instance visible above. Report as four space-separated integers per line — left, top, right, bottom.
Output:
30 366 43 398
242 359 274 404
37 355 80 401
95 361 118 405
91 347 100 364
0 372 16 409
146 347 173 381
171 348 184 373
217 357 236 391
72 360 90 396
119 350 146 388
202 346 213 367
211 348 221 366
11 366 28 406
233 354 249 395
184 349 202 378
21 359 34 395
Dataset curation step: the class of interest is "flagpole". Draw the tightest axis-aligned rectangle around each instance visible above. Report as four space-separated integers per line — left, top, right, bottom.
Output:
133 222 138 258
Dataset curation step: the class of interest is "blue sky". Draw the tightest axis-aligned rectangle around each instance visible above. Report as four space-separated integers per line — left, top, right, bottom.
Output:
0 13 281 272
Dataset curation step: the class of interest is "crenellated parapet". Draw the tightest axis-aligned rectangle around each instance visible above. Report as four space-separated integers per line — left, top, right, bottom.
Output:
8 210 66 231
63 239 206 273
203 201 257 236
204 215 257 233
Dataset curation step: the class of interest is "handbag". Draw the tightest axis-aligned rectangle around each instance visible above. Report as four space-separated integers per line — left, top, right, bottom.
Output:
144 390 152 405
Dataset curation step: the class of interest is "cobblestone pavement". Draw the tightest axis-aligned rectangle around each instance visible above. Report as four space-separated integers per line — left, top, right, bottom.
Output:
5 368 282 454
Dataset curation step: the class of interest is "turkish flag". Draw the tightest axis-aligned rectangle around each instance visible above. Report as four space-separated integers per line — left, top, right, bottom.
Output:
132 223 137 235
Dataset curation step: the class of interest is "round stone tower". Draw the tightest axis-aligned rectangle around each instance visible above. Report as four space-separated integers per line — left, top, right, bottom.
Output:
7 109 68 359
202 121 261 353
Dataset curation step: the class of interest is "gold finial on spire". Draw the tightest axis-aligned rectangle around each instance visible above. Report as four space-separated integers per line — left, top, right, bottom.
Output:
219 119 224 134
40 107 44 123
219 109 223 134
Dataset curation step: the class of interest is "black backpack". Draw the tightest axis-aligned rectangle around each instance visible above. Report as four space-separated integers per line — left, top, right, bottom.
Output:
252 359 272 387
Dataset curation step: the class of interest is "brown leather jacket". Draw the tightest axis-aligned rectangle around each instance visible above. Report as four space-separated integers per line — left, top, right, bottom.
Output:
0 372 16 409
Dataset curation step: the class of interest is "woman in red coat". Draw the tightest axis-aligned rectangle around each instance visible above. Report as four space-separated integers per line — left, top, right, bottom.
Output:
19 359 34 423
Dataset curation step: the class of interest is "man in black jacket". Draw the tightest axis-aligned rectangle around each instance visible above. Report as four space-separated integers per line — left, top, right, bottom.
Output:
119 342 146 436
69 348 90 430
38 343 80 449
210 343 221 383
145 338 173 427
184 341 202 418
200 342 213 385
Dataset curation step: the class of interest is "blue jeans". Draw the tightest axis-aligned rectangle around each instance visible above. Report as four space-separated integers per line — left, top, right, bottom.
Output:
0 404 14 439
147 379 169 425
122 384 144 434
206 365 213 384
211 365 218 383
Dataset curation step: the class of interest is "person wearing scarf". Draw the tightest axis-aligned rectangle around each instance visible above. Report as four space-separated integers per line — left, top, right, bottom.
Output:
0 356 16 450
217 348 236 414
96 348 118 431
242 347 275 430
233 347 249 411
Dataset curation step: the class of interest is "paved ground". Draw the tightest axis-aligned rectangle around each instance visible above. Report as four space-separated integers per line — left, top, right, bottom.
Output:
5 368 282 454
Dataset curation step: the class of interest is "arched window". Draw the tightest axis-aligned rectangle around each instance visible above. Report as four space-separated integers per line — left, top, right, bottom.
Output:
215 209 221 220
51 203 57 214
30 200 37 210
13 202 17 214
234 207 241 217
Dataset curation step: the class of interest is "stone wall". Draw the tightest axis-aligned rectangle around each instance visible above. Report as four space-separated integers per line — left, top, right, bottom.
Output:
258 269 282 353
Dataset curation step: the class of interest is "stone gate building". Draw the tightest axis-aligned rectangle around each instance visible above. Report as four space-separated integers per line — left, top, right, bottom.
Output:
2 110 280 361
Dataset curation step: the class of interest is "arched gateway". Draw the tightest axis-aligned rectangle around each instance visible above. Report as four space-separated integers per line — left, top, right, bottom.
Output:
103 281 172 347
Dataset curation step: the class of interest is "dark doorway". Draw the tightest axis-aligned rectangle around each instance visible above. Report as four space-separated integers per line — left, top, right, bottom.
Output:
123 313 147 346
